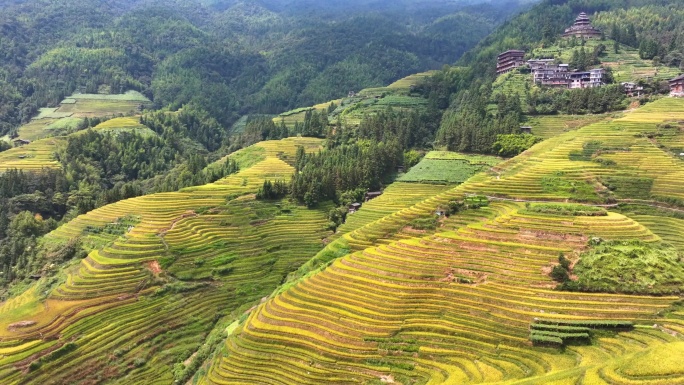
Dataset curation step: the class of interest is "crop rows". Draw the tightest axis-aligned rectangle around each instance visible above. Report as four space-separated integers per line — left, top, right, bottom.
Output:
0 137 330 384
205 198 680 384
524 114 610 139
461 98 684 203
203 99 684 384
0 137 64 172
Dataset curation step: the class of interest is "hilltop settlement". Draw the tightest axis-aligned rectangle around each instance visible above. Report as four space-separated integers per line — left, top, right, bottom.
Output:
497 12 682 96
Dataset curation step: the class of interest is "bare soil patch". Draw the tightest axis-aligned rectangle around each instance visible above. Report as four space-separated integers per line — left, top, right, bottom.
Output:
146 260 162 275
8 320 37 330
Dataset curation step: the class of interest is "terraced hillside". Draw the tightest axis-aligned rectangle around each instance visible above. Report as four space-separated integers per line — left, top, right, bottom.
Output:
524 114 614 139
274 72 434 129
462 98 684 203
0 92 152 173
0 137 333 384
399 152 502 184
201 98 684 385
532 39 679 83
11 91 151 142
0 137 64 172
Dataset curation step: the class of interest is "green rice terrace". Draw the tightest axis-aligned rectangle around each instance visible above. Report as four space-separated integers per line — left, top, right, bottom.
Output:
11 91 150 142
399 152 503 184
1 95 684 385
274 72 434 129
0 92 151 172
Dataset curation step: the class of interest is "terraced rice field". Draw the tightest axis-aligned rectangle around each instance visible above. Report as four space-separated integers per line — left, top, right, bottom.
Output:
274 100 340 128
3 95 684 384
15 91 150 141
491 71 530 110
386 71 437 92
200 98 684 385
13 117 83 142
524 114 613 139
57 91 150 118
461 98 684 202
400 151 502 184
0 137 64 172
1 92 153 173
275 72 434 129
0 137 333 384
203 198 681 385
90 117 157 136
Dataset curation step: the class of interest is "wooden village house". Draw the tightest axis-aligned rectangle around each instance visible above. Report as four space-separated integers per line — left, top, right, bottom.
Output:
621 82 644 97
670 75 684 97
496 50 525 75
365 191 382 202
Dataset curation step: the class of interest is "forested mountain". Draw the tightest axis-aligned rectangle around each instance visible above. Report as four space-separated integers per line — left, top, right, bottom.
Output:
0 0 524 136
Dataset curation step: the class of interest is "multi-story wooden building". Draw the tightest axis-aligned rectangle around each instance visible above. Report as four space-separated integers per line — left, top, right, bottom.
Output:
496 50 525 75
670 75 684 97
621 82 644 97
563 12 602 39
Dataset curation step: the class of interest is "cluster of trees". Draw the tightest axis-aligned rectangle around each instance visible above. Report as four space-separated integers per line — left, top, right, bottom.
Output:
0 170 68 284
435 89 522 154
256 180 289 200
230 109 330 152
527 84 627 115
568 45 604 71
141 105 228 152
492 134 542 157
354 108 442 149
291 140 403 207
597 6 684 68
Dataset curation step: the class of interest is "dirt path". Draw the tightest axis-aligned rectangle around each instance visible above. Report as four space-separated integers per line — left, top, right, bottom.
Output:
464 193 620 208
464 194 684 216
157 211 198 251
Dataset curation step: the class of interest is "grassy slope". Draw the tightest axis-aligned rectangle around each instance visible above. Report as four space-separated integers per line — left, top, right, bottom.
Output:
200 97 684 385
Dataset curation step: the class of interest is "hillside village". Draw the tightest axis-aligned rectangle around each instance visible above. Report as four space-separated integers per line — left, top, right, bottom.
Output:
497 12 683 96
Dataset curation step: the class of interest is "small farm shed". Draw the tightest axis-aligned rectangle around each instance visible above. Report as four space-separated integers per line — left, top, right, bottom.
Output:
13 139 31 146
348 203 361 213
365 191 382 202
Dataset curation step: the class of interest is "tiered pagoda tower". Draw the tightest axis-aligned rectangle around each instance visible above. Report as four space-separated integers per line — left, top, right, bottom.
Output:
562 12 602 39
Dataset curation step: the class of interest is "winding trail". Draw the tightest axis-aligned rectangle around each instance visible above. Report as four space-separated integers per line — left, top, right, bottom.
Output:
465 193 684 214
